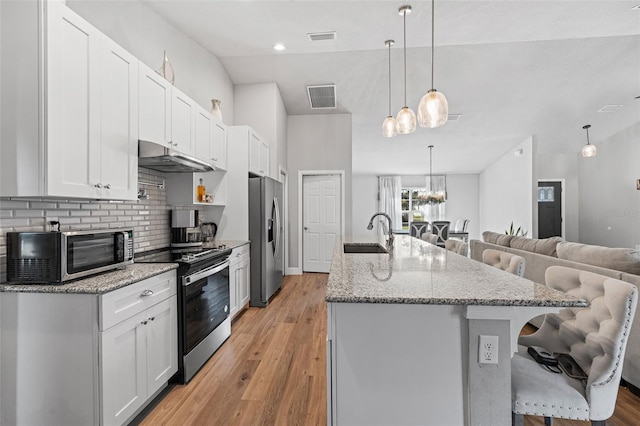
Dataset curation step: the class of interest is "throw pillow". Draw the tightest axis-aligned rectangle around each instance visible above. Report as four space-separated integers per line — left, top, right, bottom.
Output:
556 242 640 275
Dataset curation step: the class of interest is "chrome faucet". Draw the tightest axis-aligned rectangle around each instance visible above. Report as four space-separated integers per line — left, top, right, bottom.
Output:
367 212 394 249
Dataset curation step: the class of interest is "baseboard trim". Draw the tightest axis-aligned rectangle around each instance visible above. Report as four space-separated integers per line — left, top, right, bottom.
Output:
286 267 302 275
622 379 640 397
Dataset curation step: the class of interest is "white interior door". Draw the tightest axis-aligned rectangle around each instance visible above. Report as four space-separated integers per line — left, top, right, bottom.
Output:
303 174 341 273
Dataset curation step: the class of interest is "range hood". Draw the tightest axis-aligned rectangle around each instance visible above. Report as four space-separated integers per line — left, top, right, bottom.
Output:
138 140 214 173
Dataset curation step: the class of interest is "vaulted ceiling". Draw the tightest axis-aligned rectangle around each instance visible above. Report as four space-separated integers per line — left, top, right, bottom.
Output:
144 1 640 175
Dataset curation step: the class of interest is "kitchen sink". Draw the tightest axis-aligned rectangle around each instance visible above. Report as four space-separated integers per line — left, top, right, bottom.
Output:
343 243 388 254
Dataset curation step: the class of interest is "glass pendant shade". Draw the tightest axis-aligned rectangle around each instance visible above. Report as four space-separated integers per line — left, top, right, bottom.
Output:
382 116 398 137
396 107 417 134
581 124 596 157
582 143 596 157
418 89 448 128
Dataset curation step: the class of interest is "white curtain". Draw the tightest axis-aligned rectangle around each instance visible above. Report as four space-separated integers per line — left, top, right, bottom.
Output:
424 175 447 222
378 176 402 234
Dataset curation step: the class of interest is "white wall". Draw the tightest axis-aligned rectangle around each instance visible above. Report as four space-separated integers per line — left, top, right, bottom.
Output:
578 122 640 248
288 114 352 270
351 175 379 237
66 0 234 123
234 83 288 180
479 137 534 236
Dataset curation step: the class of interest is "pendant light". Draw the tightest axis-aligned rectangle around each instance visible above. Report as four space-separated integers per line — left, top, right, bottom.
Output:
418 0 448 128
426 145 445 204
382 40 398 138
396 5 416 134
581 124 597 157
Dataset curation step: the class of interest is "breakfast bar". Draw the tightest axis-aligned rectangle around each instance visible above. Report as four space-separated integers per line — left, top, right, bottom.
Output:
326 235 586 425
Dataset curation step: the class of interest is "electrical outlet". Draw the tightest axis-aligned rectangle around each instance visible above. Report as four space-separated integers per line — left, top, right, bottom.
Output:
479 335 499 364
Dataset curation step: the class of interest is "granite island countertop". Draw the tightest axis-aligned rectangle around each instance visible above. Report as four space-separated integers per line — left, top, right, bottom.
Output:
327 234 586 308
0 263 178 294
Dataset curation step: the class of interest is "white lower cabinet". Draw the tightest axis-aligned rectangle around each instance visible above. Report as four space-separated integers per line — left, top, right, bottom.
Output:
100 294 177 425
0 270 177 426
229 243 250 318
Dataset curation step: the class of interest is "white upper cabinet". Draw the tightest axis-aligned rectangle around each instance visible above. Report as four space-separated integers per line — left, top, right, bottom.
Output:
0 1 138 200
138 61 172 148
248 129 269 177
194 103 227 171
211 121 228 171
170 86 196 155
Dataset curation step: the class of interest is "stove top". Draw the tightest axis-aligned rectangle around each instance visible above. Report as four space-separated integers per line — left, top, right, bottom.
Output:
135 245 232 266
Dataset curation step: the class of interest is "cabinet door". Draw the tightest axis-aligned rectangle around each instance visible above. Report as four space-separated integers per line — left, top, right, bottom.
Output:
211 121 227 171
101 310 147 426
99 37 139 200
45 1 101 198
249 131 262 175
239 256 251 308
171 87 195 155
260 140 269 178
229 261 239 318
139 61 171 148
194 105 213 163
145 296 178 396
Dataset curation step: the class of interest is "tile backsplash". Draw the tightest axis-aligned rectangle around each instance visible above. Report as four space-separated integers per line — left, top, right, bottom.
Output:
0 168 188 283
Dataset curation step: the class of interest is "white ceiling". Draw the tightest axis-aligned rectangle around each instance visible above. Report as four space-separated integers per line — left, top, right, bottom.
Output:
144 0 640 175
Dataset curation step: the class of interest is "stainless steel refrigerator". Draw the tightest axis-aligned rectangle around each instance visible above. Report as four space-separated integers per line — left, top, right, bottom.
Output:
249 176 283 307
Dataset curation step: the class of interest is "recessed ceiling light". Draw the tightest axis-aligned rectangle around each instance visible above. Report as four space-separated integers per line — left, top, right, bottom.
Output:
598 105 624 112
273 43 286 51
447 114 462 121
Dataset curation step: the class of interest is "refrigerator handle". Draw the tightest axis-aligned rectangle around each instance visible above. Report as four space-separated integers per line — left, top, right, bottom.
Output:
273 197 281 258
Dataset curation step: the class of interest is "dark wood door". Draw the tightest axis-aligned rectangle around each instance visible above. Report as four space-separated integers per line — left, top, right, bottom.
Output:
538 181 562 238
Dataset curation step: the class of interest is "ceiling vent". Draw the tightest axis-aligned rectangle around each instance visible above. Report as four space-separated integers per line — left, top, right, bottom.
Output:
307 85 337 109
447 114 462 121
307 31 337 42
598 104 623 112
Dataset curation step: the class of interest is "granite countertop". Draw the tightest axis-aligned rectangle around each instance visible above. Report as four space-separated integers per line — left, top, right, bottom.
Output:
327 235 587 308
0 263 178 295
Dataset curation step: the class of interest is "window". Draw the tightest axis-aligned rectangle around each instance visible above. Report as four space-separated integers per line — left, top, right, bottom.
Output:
401 187 430 231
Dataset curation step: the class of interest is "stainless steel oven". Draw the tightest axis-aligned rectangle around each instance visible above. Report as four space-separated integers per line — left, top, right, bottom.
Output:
181 258 230 383
135 246 232 384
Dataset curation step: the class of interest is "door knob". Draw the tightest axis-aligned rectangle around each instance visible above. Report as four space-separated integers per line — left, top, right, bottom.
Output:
304 226 309 231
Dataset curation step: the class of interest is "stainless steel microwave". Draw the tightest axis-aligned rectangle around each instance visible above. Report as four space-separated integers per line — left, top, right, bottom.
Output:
6 229 134 283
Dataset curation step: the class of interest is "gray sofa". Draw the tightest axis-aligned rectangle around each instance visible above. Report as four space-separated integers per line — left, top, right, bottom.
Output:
470 231 640 392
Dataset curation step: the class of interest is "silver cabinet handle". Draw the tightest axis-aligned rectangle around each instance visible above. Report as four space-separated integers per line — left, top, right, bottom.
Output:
212 157 218 161
304 226 309 231
95 183 102 188
104 184 111 189
149 316 155 321
141 320 148 325
140 289 153 297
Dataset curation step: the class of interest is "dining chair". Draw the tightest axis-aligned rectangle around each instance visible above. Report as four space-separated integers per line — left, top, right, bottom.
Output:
482 248 525 277
512 266 638 426
410 221 430 238
430 221 450 247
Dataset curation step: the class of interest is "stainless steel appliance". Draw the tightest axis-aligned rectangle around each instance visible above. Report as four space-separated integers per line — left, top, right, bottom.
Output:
6 229 133 283
136 245 232 383
138 140 214 173
248 176 283 307
170 209 202 249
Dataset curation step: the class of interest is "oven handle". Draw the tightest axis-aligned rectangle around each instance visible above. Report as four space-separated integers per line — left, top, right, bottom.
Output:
182 260 230 286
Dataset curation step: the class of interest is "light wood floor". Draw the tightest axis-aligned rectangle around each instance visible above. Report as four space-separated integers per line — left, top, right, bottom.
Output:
140 273 640 426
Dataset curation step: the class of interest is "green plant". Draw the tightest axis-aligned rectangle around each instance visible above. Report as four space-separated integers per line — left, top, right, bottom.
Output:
506 221 528 237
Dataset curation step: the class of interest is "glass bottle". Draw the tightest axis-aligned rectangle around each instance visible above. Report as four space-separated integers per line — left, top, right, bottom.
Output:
196 178 206 202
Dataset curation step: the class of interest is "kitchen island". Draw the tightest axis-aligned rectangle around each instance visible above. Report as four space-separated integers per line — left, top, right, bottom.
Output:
326 235 586 425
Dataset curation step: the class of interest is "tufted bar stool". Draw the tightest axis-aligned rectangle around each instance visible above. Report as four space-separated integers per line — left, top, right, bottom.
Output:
482 248 526 277
421 232 439 246
445 239 468 256
512 266 638 426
